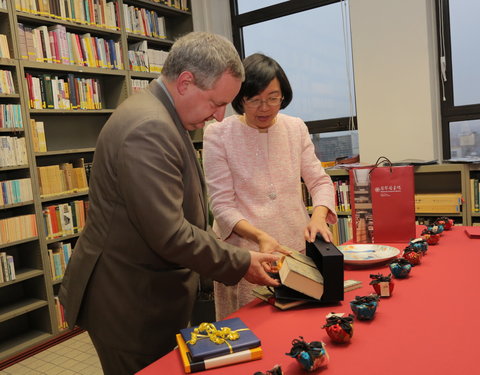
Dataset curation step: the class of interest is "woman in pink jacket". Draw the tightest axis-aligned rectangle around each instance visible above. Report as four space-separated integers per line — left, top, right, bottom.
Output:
203 53 338 320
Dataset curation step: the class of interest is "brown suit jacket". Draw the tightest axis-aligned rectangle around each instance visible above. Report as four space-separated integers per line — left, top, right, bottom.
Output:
59 80 250 356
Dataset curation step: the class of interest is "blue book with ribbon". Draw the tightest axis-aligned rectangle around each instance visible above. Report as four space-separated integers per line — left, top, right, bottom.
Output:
179 317 261 361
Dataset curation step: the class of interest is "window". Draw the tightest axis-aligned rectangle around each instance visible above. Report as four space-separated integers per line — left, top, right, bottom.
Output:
437 0 480 160
230 0 357 162
236 0 286 14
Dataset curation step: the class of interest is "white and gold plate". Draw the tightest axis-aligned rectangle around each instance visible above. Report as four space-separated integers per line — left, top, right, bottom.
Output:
337 244 400 265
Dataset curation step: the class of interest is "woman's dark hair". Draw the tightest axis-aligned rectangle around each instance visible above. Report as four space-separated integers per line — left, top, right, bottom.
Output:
231 53 293 114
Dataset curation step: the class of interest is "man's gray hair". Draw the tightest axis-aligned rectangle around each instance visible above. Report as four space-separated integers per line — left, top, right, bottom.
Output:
162 32 245 90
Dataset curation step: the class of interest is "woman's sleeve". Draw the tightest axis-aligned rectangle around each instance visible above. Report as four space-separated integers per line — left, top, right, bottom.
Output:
203 123 246 240
298 120 338 224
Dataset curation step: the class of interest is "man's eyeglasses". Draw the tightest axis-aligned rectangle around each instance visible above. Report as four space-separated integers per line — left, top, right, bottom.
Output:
244 97 283 109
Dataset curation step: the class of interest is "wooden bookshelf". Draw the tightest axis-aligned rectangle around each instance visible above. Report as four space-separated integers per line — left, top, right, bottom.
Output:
0 0 192 363
325 163 474 245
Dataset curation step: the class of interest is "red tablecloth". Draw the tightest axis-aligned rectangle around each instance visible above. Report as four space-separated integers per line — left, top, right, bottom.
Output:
138 226 480 375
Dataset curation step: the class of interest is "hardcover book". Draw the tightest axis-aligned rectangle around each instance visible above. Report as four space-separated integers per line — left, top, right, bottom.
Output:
278 253 324 300
176 334 262 373
465 227 480 239
179 318 260 362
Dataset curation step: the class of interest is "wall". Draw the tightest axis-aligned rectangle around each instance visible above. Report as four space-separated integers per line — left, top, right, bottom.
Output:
349 0 442 163
192 0 443 164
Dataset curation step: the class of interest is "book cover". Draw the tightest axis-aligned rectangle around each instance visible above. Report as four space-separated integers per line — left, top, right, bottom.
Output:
176 334 262 373
465 227 480 239
278 254 324 300
251 285 308 310
179 317 261 362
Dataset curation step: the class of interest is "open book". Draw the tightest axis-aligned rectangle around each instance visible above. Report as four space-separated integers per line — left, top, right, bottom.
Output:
278 250 324 300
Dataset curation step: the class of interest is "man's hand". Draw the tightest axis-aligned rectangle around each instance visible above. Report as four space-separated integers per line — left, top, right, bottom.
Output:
243 251 281 287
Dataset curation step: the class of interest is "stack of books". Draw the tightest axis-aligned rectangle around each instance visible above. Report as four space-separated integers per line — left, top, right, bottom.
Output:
177 317 262 373
414 193 462 213
252 279 362 310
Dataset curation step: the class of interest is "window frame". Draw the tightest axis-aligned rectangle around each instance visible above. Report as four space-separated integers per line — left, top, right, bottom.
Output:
229 0 357 134
435 0 480 159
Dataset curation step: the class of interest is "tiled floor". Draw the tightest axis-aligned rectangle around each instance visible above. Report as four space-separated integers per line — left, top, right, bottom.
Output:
0 332 103 375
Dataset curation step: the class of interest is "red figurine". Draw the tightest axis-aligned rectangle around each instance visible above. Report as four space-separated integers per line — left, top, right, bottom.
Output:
403 246 422 265
421 229 440 245
435 216 454 230
369 273 394 297
322 314 354 344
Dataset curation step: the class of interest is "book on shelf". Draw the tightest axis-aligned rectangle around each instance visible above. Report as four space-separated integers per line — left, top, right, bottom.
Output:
179 317 261 362
0 214 37 245
415 193 463 213
0 252 16 283
0 34 10 59
176 334 262 373
0 70 15 94
0 104 23 129
15 0 120 30
470 178 480 212
30 119 47 152
0 178 33 206
278 250 324 300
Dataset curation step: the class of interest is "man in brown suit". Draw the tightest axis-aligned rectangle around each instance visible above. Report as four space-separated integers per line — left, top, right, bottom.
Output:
59 32 281 375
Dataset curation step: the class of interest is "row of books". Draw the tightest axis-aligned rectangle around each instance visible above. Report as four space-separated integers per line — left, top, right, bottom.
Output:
0 251 16 283
128 41 168 73
471 178 480 212
0 213 37 245
330 216 352 246
414 193 462 213
0 178 33 206
154 0 188 11
26 73 104 110
18 23 124 70
0 35 10 59
302 179 351 212
0 136 28 168
131 78 150 94
301 182 312 207
37 159 89 197
43 200 88 239
123 4 167 39
15 0 120 31
333 179 351 212
0 70 15 95
54 296 67 330
30 119 47 152
47 241 73 280
0 104 23 129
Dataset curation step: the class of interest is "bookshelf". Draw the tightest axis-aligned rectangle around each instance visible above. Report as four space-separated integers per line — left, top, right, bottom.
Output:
468 164 480 225
324 163 473 244
0 0 192 363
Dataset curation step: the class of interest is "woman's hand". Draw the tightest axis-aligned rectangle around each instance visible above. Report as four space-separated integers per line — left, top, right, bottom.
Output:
305 206 334 243
257 232 283 254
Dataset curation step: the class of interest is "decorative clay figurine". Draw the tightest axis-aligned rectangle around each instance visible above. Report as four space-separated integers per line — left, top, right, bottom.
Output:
389 257 412 278
286 337 329 371
403 246 422 265
369 273 394 297
350 294 379 320
322 314 354 343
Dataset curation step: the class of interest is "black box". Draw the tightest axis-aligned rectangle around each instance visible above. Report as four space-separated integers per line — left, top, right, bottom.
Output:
306 236 344 302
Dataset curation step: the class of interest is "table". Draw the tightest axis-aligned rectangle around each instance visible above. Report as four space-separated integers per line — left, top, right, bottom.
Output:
138 226 480 374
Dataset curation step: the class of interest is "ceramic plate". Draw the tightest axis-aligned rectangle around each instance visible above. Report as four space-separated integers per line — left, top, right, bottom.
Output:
337 244 400 265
